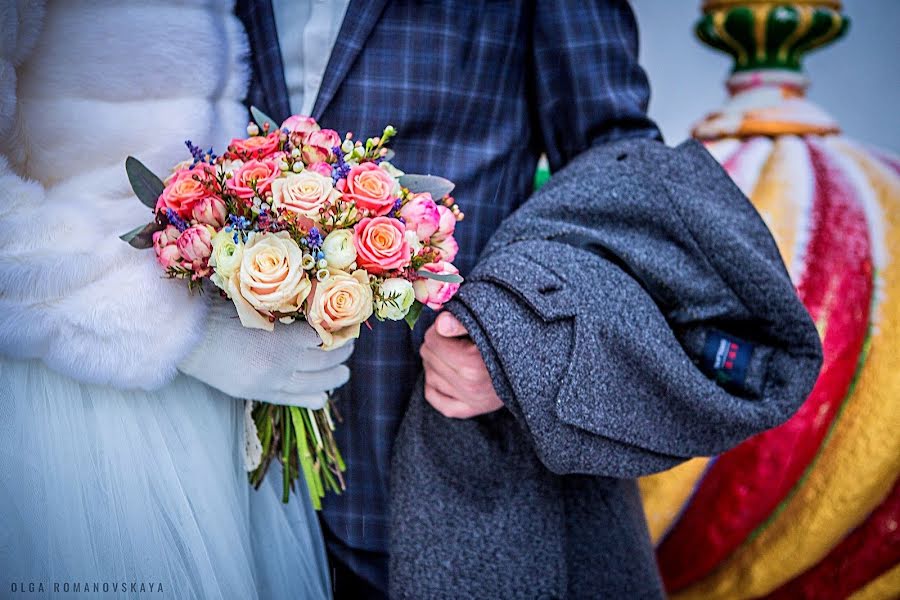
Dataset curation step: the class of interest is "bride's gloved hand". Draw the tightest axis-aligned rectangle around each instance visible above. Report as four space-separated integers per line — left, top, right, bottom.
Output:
178 297 353 409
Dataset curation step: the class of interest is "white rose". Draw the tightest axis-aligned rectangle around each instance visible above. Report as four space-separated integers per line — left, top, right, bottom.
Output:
209 229 244 291
375 278 415 321
321 229 357 270
228 231 311 331
379 161 405 178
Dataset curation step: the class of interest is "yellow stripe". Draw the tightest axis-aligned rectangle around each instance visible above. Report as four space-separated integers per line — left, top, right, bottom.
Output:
848 563 900 600
777 6 814 62
675 141 900 600
802 9 845 53
753 5 770 62
639 458 710 544
747 136 810 277
713 10 749 67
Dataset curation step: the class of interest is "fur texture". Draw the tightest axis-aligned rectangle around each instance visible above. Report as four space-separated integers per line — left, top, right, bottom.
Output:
0 0 250 390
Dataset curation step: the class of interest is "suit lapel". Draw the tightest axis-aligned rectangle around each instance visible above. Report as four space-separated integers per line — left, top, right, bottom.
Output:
236 0 291 122
312 0 390 120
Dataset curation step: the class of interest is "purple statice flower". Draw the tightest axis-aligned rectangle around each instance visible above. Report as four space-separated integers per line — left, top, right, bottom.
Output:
165 208 189 233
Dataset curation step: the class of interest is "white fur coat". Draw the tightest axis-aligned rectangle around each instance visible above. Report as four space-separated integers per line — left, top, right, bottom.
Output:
0 0 250 390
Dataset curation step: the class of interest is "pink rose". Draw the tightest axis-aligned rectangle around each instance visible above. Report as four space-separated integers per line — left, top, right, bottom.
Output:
434 204 457 239
226 158 280 199
307 162 334 177
152 225 184 270
281 115 320 136
302 129 341 163
399 193 440 241
156 166 214 219
305 269 374 350
413 261 461 310
431 234 459 262
228 132 281 159
191 195 228 227
176 224 214 276
353 216 411 274
340 162 399 216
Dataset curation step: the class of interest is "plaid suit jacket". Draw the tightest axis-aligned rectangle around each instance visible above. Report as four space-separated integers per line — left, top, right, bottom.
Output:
237 0 660 591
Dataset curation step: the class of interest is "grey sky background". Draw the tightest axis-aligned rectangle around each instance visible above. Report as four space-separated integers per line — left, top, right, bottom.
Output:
630 0 900 153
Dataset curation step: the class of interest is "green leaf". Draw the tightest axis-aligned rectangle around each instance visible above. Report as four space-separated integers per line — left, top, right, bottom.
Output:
398 174 455 199
250 105 279 132
404 300 424 330
119 221 163 249
125 156 165 209
416 269 463 284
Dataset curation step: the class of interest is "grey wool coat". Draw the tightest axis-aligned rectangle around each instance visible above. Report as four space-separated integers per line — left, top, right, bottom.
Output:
389 139 823 599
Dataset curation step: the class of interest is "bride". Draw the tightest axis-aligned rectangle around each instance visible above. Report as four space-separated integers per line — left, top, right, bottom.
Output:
0 2 344 597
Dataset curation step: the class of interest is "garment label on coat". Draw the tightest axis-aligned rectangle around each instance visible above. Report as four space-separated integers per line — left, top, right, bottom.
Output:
701 331 754 391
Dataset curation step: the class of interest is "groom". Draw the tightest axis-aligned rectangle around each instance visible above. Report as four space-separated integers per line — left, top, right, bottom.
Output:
236 0 664 596
239 1 803 597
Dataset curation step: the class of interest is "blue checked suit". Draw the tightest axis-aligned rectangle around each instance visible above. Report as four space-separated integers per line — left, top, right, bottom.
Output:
236 0 660 592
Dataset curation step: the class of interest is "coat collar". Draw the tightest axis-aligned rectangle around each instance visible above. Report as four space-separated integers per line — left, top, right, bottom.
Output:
311 0 389 120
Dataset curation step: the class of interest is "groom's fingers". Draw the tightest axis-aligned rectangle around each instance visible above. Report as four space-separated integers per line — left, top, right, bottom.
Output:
436 312 468 337
424 382 477 419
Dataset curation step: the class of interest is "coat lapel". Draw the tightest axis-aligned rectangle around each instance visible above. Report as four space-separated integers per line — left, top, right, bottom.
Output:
311 0 390 120
236 0 291 122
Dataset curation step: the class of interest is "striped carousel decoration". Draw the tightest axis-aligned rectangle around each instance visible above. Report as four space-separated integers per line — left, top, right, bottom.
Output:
638 1 900 598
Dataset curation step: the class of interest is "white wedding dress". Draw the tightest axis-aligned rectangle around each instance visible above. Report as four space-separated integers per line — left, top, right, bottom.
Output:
0 2 329 598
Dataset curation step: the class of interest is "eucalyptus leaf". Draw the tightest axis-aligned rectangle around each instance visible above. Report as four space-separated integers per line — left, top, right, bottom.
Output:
125 156 165 209
250 106 279 132
119 221 163 249
404 300 424 330
416 269 464 284
382 149 395 162
398 174 455 199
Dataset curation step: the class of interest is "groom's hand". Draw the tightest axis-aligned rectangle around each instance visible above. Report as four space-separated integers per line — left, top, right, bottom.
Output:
420 312 503 419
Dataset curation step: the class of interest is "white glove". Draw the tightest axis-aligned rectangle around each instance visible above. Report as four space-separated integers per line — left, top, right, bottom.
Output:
178 296 354 409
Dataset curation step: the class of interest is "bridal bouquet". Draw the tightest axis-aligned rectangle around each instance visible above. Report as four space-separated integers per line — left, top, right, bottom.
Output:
121 108 463 507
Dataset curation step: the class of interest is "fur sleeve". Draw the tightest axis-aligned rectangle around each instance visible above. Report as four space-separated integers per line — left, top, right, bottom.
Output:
0 0 250 390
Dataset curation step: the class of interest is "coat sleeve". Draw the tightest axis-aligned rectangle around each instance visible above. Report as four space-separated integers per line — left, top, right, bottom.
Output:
530 0 661 169
447 139 823 478
0 0 250 391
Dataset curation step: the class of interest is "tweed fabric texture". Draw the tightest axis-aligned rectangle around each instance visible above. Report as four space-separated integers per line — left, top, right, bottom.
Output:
389 138 822 598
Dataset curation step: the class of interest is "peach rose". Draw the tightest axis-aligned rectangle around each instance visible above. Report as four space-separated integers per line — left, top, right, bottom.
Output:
227 231 311 331
226 158 281 199
176 224 214 277
399 193 441 241
353 216 411 274
229 132 280 158
270 171 341 224
281 115 320 136
302 129 341 164
191 195 228 227
152 225 185 270
156 166 214 218
340 162 399 216
413 261 461 310
306 268 374 350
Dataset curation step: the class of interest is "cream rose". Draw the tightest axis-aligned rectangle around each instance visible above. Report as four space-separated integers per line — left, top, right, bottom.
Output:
306 269 374 350
375 278 415 321
321 229 357 270
271 171 341 223
227 231 311 331
209 229 244 291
